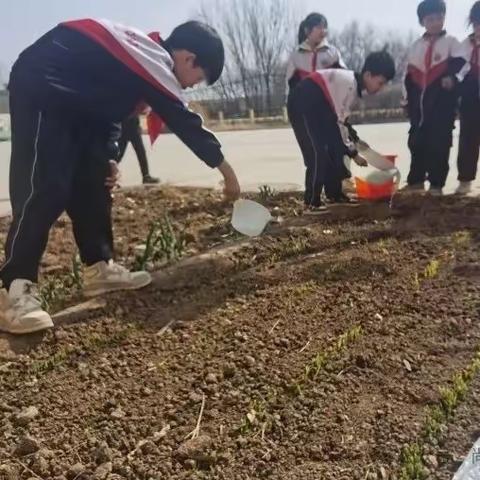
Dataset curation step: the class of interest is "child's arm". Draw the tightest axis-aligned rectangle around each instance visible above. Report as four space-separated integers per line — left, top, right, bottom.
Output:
442 38 469 90
142 85 240 200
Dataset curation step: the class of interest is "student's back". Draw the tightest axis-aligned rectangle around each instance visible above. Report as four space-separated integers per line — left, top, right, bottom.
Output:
11 23 175 123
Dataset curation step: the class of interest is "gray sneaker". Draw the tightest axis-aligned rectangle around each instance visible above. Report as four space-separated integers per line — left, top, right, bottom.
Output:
0 280 54 335
83 261 152 298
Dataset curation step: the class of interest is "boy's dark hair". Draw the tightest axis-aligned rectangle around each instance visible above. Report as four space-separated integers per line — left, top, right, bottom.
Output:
164 21 224 85
298 13 328 44
417 0 446 24
362 50 396 81
469 1 480 25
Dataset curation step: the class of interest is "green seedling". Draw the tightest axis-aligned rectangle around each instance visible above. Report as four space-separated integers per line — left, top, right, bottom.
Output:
399 443 427 480
423 259 440 279
398 347 480 478
134 215 186 271
258 185 277 201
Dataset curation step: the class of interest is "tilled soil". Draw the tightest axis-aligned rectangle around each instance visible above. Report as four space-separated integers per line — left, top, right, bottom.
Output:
1 188 480 480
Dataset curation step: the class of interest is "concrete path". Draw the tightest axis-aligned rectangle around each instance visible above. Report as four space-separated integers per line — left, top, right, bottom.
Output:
0 122 478 217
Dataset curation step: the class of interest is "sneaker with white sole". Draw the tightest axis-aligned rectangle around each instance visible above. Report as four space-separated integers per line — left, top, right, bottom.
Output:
0 280 54 335
455 181 472 196
83 261 152 298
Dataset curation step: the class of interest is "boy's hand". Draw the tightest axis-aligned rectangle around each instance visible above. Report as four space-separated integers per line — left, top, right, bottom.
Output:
353 154 368 167
441 76 455 91
105 160 121 189
218 160 241 201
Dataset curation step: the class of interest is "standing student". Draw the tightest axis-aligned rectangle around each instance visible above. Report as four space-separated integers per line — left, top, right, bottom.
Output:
404 0 467 195
118 115 160 185
287 13 350 202
456 1 480 195
287 51 395 212
286 13 345 92
0 19 240 335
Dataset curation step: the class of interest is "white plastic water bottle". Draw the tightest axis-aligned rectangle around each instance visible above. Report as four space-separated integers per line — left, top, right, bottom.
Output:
453 438 480 480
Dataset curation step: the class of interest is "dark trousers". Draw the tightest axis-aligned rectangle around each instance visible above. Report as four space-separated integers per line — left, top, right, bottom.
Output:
118 116 150 177
457 106 480 182
407 96 456 189
0 91 114 290
288 80 345 206
407 126 452 188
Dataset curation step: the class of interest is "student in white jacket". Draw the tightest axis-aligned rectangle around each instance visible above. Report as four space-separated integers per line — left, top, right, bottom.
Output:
286 13 345 92
287 51 395 212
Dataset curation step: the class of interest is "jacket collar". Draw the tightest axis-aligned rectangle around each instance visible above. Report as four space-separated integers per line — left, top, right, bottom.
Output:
298 39 331 52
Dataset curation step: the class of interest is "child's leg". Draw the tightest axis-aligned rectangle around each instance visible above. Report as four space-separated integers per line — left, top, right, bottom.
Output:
425 124 453 190
325 143 349 200
407 126 427 186
117 118 135 163
0 93 78 290
66 133 114 267
129 117 151 178
288 82 334 207
458 108 480 183
301 115 330 207
288 100 317 206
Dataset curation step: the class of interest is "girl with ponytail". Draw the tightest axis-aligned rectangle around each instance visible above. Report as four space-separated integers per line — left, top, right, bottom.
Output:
286 13 345 91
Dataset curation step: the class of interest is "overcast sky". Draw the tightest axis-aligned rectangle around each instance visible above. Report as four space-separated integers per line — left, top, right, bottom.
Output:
0 0 474 79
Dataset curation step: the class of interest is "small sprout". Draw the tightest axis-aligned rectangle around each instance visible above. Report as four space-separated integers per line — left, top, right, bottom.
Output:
423 259 440 279
258 185 277 201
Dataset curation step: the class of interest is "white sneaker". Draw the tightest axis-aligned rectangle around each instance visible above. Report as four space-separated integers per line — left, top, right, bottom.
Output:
0 280 54 335
455 181 472 196
428 187 443 197
83 261 152 298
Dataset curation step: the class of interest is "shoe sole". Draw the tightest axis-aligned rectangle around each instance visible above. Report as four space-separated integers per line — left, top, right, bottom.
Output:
0 318 54 335
83 276 153 299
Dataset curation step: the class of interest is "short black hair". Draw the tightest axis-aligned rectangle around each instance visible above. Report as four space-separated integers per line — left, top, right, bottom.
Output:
164 21 225 85
417 0 446 24
362 50 396 81
469 1 480 25
298 13 328 44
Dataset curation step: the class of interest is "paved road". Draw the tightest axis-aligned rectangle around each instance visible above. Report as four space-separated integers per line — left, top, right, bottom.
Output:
0 122 477 216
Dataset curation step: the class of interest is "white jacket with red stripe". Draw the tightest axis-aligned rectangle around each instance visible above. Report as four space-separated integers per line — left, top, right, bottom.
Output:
404 32 467 127
308 69 360 151
9 18 225 168
309 69 358 122
286 40 345 91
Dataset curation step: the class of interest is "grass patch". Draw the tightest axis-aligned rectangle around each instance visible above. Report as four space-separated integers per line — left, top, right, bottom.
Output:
258 185 277 202
133 215 186 271
423 259 440 279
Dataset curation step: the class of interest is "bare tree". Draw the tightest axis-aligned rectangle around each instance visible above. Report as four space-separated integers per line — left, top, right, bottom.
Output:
198 0 298 115
330 21 413 82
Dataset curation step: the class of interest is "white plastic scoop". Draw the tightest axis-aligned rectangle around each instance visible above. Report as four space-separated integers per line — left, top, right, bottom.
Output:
231 200 272 237
345 141 401 186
